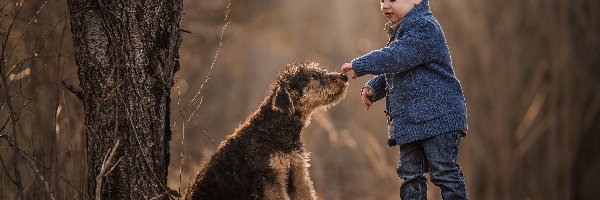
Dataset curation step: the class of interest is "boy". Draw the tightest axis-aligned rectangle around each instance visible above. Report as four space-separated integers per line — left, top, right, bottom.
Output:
340 0 468 199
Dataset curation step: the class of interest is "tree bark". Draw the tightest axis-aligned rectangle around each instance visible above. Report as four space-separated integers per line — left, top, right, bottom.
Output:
67 0 182 199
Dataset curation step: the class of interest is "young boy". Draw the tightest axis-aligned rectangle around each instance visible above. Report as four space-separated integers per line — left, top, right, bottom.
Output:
340 0 468 199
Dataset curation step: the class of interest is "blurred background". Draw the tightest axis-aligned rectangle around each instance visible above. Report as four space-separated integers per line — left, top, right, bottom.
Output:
1 0 599 199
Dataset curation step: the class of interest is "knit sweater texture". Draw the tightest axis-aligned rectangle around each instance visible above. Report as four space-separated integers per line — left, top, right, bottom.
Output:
352 0 468 145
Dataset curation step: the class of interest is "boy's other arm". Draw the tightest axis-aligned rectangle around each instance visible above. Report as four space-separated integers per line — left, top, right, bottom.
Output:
364 74 387 103
352 21 435 76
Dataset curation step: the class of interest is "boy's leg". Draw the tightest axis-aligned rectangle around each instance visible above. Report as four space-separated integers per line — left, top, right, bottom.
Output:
398 141 428 200
422 131 468 200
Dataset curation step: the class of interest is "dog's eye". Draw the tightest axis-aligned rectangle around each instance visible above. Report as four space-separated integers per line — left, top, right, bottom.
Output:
310 75 318 80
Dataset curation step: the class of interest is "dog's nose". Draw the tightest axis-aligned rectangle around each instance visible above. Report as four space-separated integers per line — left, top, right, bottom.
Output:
339 74 348 82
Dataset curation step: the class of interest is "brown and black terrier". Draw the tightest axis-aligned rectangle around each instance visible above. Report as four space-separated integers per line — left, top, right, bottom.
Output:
184 62 348 200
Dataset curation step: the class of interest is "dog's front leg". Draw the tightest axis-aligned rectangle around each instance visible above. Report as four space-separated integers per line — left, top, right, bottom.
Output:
265 153 292 200
264 181 290 200
288 151 317 200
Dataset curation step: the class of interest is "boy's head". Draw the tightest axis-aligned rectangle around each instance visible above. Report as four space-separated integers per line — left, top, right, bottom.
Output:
380 0 423 23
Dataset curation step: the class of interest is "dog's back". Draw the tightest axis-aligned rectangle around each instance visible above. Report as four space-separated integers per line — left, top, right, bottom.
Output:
185 137 262 199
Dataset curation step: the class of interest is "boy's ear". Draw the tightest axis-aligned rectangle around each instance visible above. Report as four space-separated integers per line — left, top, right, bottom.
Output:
272 86 294 114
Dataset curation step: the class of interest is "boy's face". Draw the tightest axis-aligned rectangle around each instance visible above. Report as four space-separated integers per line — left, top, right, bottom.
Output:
380 0 421 23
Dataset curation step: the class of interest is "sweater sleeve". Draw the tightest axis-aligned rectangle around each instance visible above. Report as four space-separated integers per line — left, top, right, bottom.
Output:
364 74 387 103
352 21 434 76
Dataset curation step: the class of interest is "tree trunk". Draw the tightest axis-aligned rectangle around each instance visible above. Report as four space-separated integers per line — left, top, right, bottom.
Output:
67 0 182 199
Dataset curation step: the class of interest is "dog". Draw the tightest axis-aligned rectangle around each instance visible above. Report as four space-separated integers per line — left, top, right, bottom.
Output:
184 62 348 199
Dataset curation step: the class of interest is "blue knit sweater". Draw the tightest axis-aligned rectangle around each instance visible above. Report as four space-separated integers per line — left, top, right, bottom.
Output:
352 0 468 145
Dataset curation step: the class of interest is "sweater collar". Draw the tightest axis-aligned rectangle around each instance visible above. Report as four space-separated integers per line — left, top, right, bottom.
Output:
386 22 401 41
397 0 431 32
385 1 430 45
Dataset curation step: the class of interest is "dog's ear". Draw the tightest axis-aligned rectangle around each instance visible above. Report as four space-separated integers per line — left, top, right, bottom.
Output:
272 86 294 114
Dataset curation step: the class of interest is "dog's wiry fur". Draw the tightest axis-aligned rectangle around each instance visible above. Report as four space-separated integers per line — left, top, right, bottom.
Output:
184 62 348 200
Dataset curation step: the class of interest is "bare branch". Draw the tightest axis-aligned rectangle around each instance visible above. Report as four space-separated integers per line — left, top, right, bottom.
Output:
0 132 85 198
0 0 13 14
185 0 232 122
174 1 232 194
179 28 191 33
63 80 84 100
149 188 181 200
0 0 21 66
27 153 56 200
6 0 49 58
0 7 26 193
4 134 54 200
95 139 121 200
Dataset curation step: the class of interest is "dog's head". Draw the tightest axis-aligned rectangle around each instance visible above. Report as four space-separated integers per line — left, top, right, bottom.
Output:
269 62 348 118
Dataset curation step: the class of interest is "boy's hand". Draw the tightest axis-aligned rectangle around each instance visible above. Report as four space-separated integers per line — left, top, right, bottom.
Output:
361 87 374 110
340 63 357 79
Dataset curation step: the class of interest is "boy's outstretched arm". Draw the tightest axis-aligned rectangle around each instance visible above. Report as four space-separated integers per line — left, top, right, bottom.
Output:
340 67 387 110
352 21 436 76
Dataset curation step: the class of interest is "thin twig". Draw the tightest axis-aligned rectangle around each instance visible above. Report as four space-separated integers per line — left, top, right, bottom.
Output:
52 20 68 195
63 80 84 100
178 121 184 197
27 152 56 200
0 13 72 200
123 103 176 199
173 76 185 197
0 132 85 197
0 0 21 66
185 0 232 123
95 139 121 200
149 189 180 200
3 13 68 96
172 3 233 194
0 132 91 200
0 0 13 14
0 5 26 194
61 90 80 199
6 0 49 57
180 0 234 152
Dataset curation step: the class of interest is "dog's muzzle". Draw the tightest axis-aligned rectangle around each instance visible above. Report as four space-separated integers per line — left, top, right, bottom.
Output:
339 74 348 82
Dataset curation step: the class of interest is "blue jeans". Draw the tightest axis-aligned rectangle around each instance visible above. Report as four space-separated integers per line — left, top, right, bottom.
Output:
397 131 467 200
